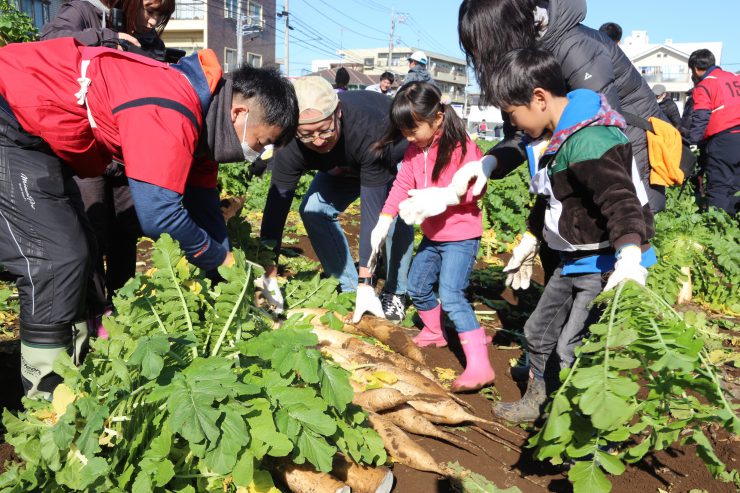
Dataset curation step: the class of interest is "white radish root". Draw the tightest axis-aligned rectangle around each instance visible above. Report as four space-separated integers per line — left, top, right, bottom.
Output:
367 413 451 476
380 404 487 455
353 316 426 364
271 460 350 493
332 455 394 493
407 398 527 442
353 388 411 412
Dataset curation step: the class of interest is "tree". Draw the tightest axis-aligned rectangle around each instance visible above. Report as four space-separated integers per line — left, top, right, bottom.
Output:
0 0 38 46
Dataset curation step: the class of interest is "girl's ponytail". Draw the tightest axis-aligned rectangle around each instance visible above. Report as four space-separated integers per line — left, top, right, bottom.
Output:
432 100 467 181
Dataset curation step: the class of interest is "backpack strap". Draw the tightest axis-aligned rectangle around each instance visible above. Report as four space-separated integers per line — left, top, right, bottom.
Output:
621 111 654 133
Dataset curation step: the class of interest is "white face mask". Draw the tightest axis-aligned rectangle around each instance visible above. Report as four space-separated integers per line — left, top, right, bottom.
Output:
241 112 261 163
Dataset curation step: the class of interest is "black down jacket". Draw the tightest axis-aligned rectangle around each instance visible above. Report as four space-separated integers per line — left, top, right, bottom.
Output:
490 0 665 192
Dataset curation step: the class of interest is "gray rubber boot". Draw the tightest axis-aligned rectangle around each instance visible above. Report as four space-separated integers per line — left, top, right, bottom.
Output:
20 320 74 400
493 376 547 423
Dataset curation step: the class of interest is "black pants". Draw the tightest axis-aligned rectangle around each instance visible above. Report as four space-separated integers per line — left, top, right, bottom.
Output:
0 106 93 326
704 130 740 215
75 162 141 309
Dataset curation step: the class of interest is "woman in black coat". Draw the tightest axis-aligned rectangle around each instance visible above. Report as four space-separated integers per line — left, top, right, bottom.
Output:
457 0 667 213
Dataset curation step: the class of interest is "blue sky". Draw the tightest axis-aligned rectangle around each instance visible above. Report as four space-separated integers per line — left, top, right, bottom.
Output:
265 0 738 78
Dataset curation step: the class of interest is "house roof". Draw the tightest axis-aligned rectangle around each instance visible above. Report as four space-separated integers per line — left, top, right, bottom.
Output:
308 67 378 87
623 41 723 65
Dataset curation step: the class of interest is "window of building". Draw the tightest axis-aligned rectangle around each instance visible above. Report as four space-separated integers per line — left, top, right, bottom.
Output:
224 48 237 73
364 58 374 68
247 1 263 25
15 0 51 29
225 0 238 19
247 52 262 68
173 1 204 19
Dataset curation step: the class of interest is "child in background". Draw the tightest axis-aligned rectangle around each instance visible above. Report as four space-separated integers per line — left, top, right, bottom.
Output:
369 82 494 393
487 48 656 423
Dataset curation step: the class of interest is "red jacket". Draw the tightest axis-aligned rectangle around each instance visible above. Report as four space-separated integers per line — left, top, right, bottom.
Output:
0 38 221 193
693 66 740 139
382 134 483 242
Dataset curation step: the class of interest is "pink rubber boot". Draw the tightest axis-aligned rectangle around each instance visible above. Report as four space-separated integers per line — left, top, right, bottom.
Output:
413 305 447 348
452 328 495 392
96 309 112 339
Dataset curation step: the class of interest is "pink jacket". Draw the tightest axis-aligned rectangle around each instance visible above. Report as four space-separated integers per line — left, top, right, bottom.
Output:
382 135 483 241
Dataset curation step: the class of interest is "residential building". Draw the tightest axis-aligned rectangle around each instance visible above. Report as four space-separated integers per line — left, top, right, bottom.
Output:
12 0 61 31
161 0 276 73
621 30 723 112
336 46 468 104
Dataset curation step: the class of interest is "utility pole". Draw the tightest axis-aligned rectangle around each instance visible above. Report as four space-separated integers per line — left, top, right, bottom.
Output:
387 7 395 68
236 0 243 69
284 0 290 76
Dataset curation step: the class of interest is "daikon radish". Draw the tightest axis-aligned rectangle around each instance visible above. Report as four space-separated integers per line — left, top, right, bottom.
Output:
353 316 425 364
271 460 350 493
407 398 527 442
332 455 394 493
380 404 485 454
406 397 496 426
331 347 447 397
344 337 437 381
314 327 436 381
353 388 411 412
312 327 356 347
677 266 692 304
367 413 451 476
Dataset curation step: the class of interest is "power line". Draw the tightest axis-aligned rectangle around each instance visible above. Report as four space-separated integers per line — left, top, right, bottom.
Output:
298 1 387 43
313 0 388 37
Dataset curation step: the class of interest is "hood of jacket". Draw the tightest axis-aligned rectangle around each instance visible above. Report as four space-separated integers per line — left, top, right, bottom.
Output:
83 0 110 19
407 65 433 82
544 89 626 156
538 0 587 52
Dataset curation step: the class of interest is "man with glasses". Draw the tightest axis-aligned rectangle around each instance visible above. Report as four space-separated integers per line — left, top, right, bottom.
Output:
259 76 412 322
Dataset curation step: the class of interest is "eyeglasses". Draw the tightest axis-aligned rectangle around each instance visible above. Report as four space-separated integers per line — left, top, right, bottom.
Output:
297 112 338 144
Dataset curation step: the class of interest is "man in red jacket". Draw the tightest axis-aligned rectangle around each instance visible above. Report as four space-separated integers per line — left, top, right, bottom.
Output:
0 38 298 398
687 49 740 215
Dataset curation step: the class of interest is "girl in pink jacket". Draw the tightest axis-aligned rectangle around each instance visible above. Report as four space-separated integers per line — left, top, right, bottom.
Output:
369 82 494 392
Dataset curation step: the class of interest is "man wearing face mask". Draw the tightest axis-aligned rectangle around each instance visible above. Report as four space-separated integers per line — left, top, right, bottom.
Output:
0 37 298 398
260 76 412 321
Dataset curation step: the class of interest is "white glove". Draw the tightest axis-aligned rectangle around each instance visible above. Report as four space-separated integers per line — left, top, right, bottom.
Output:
352 284 386 323
451 155 497 197
367 214 393 276
398 186 460 226
260 274 284 313
604 245 647 291
503 232 540 290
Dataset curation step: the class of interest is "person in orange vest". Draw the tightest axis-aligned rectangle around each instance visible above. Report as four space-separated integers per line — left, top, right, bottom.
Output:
686 49 740 215
0 38 298 398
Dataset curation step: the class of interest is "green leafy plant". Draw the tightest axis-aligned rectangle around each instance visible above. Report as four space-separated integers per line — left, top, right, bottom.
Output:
647 187 739 314
530 282 740 493
0 279 18 337
479 165 534 253
0 235 385 492
0 0 37 45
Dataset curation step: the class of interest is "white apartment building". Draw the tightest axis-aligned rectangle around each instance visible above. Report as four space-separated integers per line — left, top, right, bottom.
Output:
621 30 723 111
336 46 468 104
